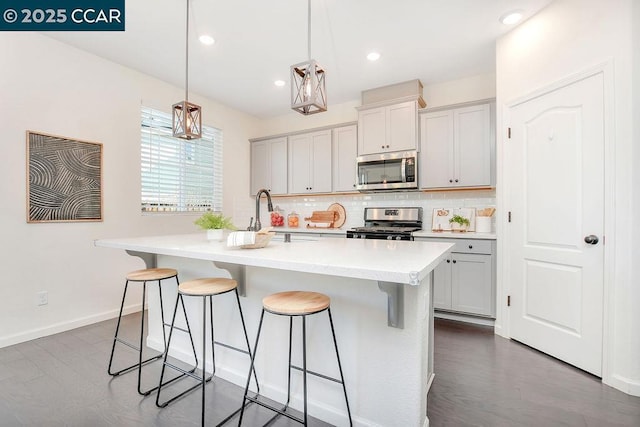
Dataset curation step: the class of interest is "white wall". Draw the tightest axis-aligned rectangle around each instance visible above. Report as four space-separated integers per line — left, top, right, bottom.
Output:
254 73 496 137
0 33 258 347
496 0 639 395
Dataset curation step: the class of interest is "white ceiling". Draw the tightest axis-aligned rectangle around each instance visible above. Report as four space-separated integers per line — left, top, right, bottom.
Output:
45 0 554 119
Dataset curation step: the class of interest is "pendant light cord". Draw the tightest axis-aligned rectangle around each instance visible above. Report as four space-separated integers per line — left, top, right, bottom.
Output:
185 0 190 101
307 0 311 60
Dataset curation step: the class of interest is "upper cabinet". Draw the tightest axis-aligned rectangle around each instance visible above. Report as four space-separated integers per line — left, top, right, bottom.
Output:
250 136 288 196
332 125 358 192
357 100 418 155
419 101 495 189
288 130 332 194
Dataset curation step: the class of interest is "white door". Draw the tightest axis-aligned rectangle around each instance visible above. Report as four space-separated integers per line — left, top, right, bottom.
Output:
506 72 605 376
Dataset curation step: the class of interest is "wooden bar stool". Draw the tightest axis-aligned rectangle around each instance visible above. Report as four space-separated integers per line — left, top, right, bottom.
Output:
156 277 259 426
238 291 352 426
107 267 197 396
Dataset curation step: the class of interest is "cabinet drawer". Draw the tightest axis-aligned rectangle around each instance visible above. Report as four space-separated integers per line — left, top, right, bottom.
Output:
418 237 493 254
451 239 492 254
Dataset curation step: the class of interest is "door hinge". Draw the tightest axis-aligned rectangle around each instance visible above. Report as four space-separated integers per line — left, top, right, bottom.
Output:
508 211 512 222
507 295 511 307
508 127 511 139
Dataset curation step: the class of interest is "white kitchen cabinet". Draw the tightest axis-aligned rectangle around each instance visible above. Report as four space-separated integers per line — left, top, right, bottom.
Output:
357 100 417 155
419 237 496 318
419 102 494 189
250 137 288 195
332 125 358 192
288 130 332 194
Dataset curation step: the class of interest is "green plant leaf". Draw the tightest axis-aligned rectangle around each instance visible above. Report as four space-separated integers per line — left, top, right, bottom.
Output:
194 212 237 230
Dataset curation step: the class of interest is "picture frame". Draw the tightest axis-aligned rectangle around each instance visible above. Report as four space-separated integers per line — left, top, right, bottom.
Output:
26 131 103 223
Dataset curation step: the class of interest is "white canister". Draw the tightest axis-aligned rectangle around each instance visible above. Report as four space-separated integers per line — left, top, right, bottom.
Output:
476 216 492 233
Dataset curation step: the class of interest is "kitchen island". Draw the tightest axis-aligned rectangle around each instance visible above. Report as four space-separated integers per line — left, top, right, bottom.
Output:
95 233 453 426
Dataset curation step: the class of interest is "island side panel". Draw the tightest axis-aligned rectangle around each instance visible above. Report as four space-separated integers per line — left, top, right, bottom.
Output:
146 255 431 427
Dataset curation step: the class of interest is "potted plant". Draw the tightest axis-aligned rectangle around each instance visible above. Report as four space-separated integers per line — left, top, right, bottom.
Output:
194 212 236 241
449 214 471 232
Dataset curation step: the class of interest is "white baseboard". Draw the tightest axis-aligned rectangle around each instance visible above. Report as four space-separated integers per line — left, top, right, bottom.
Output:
604 373 640 397
0 303 141 349
434 311 495 327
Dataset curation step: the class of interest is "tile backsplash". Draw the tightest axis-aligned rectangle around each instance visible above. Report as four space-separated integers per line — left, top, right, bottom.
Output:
235 190 496 231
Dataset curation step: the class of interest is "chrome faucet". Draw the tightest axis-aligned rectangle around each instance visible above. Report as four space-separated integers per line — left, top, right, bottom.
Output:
252 188 273 231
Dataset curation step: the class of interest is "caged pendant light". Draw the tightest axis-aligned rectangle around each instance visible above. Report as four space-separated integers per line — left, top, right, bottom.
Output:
172 0 202 139
291 0 327 115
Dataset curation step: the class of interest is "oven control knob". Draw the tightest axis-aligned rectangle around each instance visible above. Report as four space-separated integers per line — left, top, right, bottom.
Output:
395 236 402 240
387 235 393 240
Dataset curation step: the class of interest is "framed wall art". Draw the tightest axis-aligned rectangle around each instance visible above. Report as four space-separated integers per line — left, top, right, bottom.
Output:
26 131 103 223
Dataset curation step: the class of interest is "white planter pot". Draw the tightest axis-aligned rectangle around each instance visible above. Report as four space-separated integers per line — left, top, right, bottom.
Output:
206 229 224 241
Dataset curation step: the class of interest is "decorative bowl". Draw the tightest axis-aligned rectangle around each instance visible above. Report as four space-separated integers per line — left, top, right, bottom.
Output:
240 232 275 249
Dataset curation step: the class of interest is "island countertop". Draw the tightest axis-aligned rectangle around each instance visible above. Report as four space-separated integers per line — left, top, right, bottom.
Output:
95 233 454 426
95 233 454 286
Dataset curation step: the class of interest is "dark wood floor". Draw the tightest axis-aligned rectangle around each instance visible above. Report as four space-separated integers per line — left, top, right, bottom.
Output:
428 319 640 427
0 314 639 426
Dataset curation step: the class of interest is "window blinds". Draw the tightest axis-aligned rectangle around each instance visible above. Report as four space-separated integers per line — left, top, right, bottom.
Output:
141 107 223 213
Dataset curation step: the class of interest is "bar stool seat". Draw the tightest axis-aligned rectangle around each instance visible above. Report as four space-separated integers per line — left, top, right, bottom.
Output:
156 277 258 426
263 291 330 315
179 277 238 296
108 267 197 396
126 268 179 281
238 290 352 426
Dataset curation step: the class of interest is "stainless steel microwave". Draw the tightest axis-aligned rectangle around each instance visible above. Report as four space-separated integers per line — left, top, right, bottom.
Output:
355 150 418 191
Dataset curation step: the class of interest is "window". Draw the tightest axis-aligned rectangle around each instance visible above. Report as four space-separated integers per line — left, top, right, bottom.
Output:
141 107 223 213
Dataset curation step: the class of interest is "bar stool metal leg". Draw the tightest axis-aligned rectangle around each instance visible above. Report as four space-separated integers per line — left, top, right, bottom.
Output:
237 309 265 426
237 291 352 427
328 308 352 424
156 294 214 409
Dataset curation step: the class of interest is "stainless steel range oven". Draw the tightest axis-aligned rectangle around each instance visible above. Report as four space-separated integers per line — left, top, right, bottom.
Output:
346 207 423 241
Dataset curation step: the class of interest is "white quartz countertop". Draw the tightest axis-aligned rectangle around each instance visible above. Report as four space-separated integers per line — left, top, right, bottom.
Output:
95 233 454 286
413 230 497 240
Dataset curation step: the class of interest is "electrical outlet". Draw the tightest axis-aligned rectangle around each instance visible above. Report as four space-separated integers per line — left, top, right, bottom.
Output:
37 291 48 306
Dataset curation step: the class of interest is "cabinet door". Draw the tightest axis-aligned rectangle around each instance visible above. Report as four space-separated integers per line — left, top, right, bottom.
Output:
358 107 386 155
269 137 288 195
332 125 358 192
451 253 493 316
433 257 452 310
419 110 454 189
454 104 491 187
310 130 332 193
288 130 331 194
387 101 417 152
251 140 270 196
288 133 312 194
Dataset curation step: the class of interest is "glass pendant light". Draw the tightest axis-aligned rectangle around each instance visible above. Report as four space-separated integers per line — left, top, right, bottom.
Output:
291 0 327 115
173 0 202 139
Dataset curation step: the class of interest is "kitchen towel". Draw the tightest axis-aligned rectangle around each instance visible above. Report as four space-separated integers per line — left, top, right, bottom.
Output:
227 231 256 247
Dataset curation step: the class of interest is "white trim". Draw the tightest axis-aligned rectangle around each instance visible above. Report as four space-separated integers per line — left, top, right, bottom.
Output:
605 374 640 397
0 303 142 349
498 60 616 386
434 311 495 327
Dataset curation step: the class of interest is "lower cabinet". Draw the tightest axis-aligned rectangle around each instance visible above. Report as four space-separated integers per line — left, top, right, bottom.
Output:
422 237 496 318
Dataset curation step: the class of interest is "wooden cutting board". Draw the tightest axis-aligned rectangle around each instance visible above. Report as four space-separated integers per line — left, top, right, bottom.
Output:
304 211 337 223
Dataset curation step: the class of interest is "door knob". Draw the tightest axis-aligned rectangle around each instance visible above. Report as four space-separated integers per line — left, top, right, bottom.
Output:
584 235 599 245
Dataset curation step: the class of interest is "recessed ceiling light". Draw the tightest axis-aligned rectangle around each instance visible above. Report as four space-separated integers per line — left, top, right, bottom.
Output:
367 52 381 61
199 34 215 45
500 11 523 25
274 80 286 87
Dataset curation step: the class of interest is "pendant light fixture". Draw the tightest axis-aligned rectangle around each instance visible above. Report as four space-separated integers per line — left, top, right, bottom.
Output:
172 0 202 139
291 0 327 115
